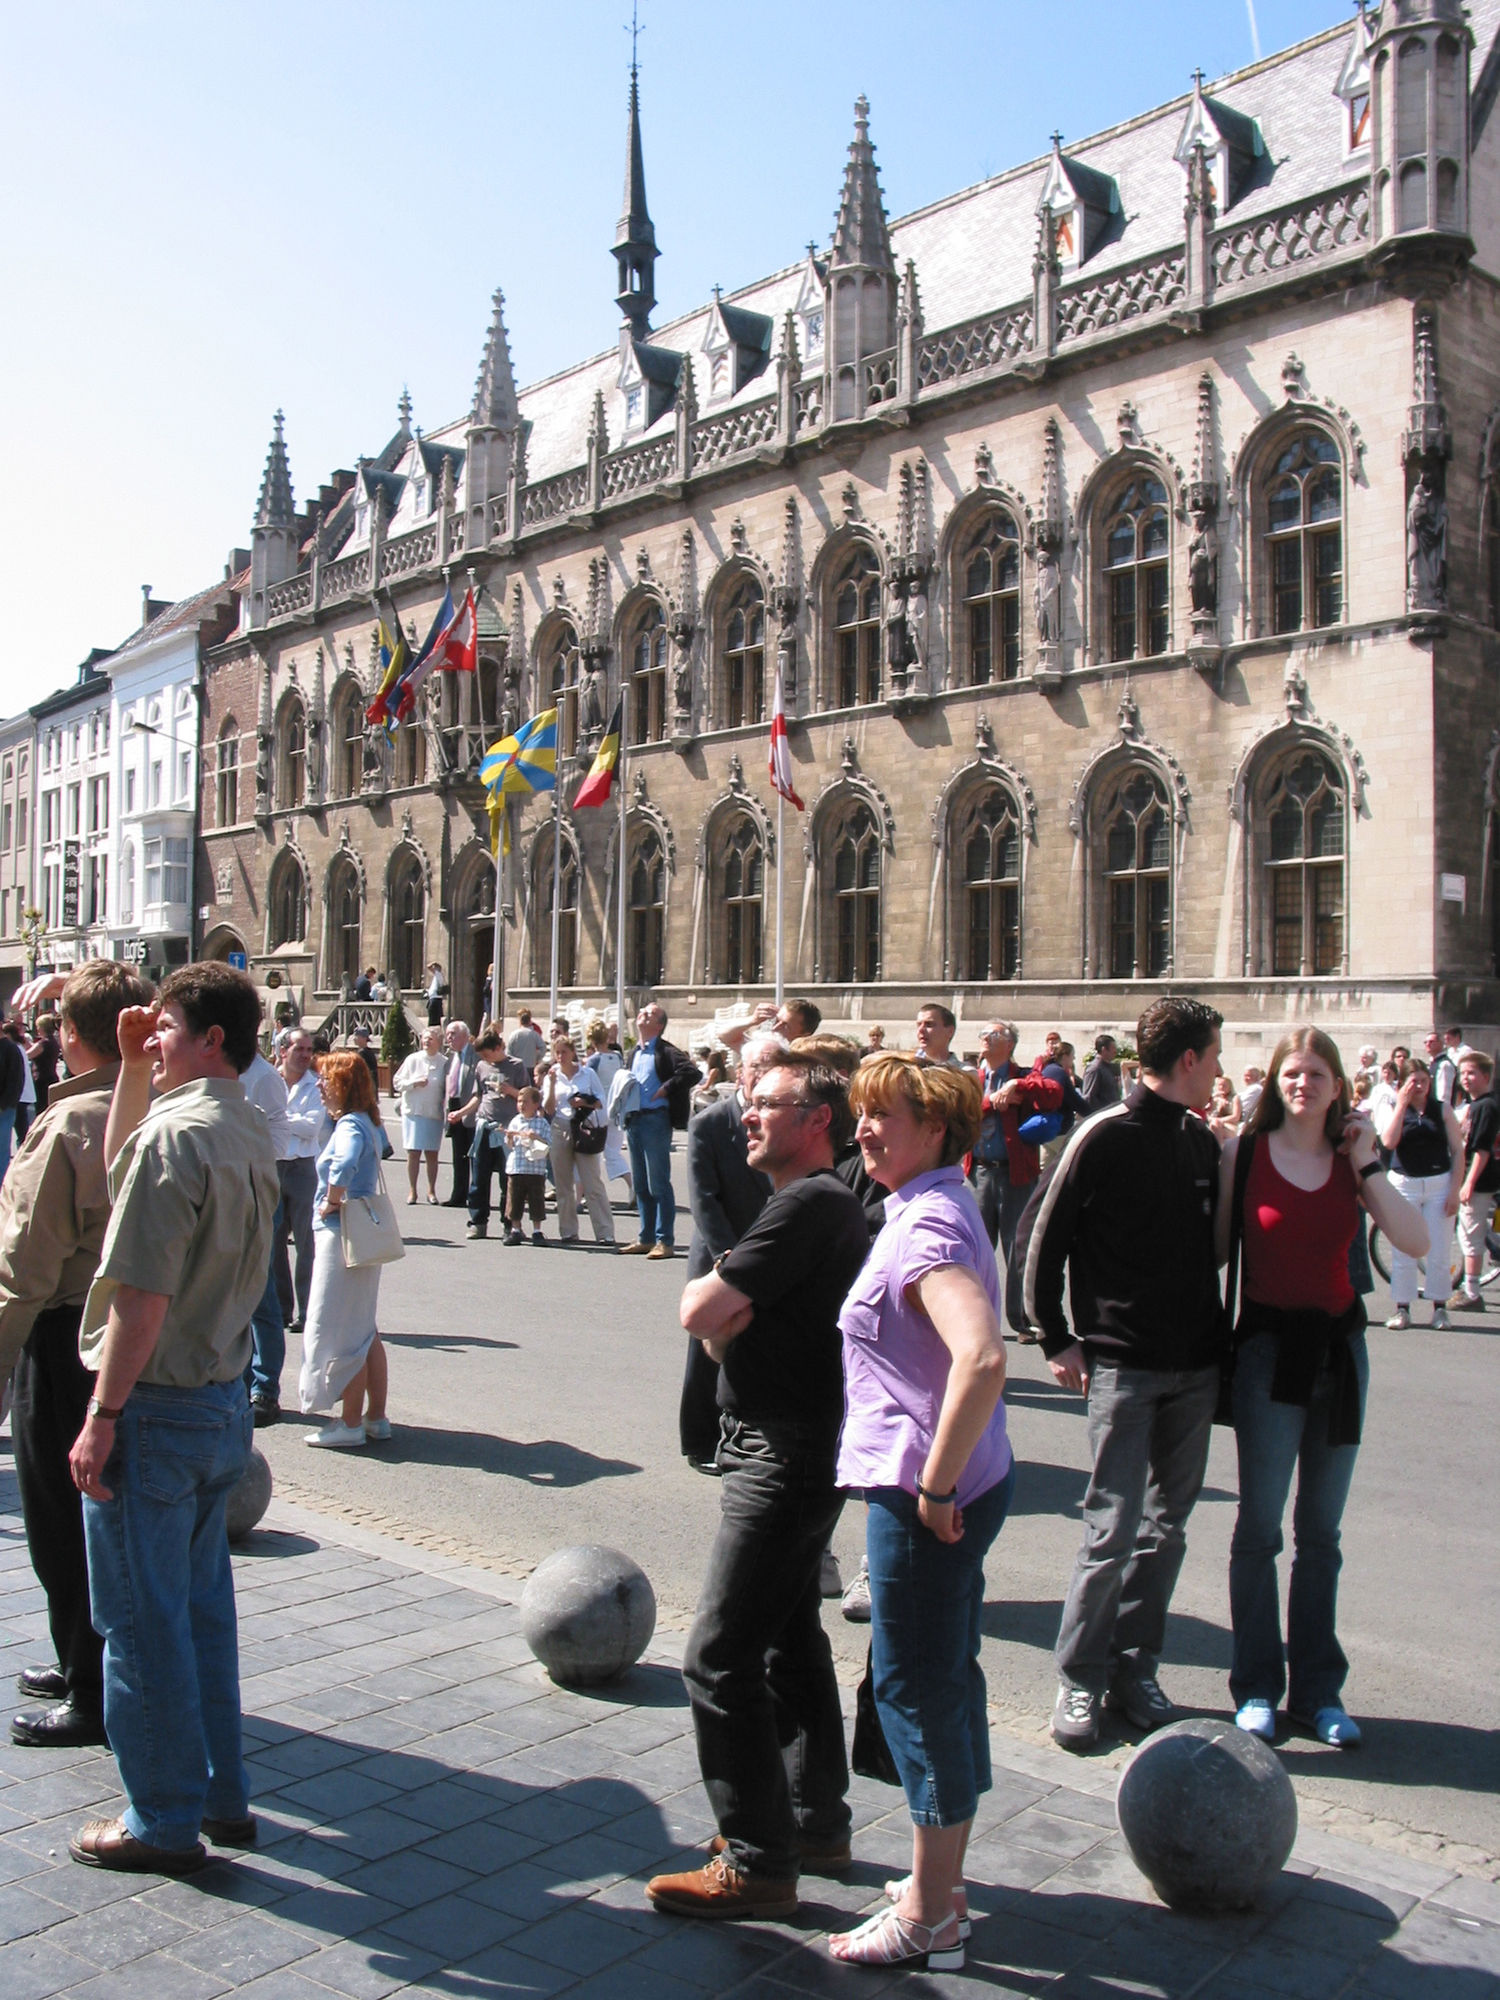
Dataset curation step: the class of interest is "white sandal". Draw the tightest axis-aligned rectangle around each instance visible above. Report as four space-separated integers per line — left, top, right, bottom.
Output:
884 1874 971 1940
829 1904 964 1971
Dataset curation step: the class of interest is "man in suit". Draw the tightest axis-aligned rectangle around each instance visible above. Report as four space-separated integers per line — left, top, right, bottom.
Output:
679 1033 783 1468
443 1021 479 1207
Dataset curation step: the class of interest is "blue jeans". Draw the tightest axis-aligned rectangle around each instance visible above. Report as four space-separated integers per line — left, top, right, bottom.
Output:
84 1379 253 1850
626 1108 675 1247
1229 1330 1368 1715
0 1105 15 1188
468 1123 508 1226
866 1470 1015 1827
247 1196 285 1402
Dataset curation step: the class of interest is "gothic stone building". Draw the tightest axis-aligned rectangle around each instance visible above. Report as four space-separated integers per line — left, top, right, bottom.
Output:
199 2 1500 1059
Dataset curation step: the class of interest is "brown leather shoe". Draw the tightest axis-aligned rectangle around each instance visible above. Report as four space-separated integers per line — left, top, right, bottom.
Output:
709 1831 851 1875
647 1243 675 1260
648 1852 798 1919
69 1816 207 1873
618 1241 653 1255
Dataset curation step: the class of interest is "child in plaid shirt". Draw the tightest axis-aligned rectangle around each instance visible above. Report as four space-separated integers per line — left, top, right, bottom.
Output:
504 1087 552 1245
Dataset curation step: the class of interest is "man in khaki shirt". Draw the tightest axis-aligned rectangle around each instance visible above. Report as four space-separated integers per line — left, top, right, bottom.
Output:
0 962 152 1750
66 964 278 1875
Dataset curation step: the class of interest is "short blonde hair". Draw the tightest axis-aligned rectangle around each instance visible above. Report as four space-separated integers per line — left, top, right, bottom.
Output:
848 1052 981 1168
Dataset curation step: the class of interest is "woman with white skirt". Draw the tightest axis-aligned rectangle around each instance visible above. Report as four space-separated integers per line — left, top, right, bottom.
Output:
301 1051 391 1449
395 1025 447 1205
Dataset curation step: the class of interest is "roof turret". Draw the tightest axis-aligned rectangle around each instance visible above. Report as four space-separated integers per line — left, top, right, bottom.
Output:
830 96 894 272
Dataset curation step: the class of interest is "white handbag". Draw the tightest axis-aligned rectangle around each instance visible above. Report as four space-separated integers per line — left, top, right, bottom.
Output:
339 1164 407 1269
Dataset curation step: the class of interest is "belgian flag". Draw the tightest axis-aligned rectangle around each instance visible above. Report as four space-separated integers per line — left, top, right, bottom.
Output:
573 698 622 809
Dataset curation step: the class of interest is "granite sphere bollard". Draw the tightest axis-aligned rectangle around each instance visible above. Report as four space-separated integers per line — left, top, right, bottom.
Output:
1116 1717 1298 1912
521 1546 657 1687
225 1448 274 1542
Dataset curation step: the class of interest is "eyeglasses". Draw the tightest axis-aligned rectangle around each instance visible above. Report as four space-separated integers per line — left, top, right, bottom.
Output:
748 1094 811 1114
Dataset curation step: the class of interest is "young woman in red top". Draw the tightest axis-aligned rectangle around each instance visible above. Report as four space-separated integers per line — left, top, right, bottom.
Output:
1215 1029 1425 1749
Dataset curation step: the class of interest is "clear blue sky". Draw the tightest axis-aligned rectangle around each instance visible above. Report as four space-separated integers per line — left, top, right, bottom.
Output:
0 1 1345 716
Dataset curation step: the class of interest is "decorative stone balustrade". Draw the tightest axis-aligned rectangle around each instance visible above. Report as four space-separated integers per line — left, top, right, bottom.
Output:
521 466 590 528
1213 181 1371 290
862 348 898 407
690 396 778 470
380 521 439 581
265 574 313 620
916 305 1033 390
1055 250 1187 344
601 434 677 500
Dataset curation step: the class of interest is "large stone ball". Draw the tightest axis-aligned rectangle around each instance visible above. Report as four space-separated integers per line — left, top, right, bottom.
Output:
1116 1717 1298 1912
226 1448 274 1542
521 1545 656 1687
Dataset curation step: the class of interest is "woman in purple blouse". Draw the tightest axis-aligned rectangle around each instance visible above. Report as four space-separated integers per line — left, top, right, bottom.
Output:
828 1055 1013 1975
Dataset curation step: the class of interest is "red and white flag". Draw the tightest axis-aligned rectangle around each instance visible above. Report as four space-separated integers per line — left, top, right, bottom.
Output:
768 663 804 811
430 586 478 674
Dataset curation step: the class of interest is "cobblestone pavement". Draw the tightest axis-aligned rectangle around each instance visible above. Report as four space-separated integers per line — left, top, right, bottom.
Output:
0 1469 1496 2000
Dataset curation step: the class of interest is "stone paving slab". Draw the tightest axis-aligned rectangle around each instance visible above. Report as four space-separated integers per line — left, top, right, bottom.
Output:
0 1478 1495 2000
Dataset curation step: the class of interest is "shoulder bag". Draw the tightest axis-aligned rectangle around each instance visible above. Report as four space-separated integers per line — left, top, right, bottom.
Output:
340 1161 407 1269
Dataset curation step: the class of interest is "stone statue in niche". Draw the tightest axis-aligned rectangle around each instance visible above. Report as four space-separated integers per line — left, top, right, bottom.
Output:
906 580 929 675
500 652 523 736
1034 545 1061 646
1406 470 1448 611
1188 506 1219 620
672 622 695 727
361 719 392 789
580 660 608 739
306 716 326 798
255 729 272 805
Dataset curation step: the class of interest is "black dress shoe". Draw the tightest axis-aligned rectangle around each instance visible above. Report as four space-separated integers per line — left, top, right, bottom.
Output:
201 1814 257 1846
251 1396 281 1429
18 1665 66 1701
12 1699 108 1748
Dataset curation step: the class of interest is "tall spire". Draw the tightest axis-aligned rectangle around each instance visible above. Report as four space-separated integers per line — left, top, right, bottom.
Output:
471 287 519 430
830 96 894 273
614 62 658 336
254 410 294 528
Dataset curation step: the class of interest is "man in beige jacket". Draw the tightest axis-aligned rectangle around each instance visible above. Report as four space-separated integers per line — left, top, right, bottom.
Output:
0 961 152 1747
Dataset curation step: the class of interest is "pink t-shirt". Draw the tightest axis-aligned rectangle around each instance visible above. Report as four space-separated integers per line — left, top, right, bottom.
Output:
836 1165 1013 1507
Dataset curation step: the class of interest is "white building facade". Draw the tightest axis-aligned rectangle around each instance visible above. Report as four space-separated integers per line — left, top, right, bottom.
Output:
31 659 114 975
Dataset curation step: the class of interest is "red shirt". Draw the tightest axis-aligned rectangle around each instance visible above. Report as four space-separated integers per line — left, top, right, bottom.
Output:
1243 1139 1358 1316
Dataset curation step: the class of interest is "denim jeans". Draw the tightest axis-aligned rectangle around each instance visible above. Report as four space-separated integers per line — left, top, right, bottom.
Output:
1229 1330 1368 1715
247 1197 286 1403
866 1469 1015 1827
468 1122 508 1225
626 1108 675 1247
83 1378 253 1850
0 1105 15 1189
1054 1361 1220 1693
682 1416 849 1879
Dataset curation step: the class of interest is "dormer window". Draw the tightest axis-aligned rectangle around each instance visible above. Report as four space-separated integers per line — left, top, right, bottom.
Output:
413 477 427 515
711 354 729 398
805 308 824 360
626 385 643 430
1036 138 1121 270
1334 5 1374 157
701 293 773 406
1174 74 1266 210
794 250 827 365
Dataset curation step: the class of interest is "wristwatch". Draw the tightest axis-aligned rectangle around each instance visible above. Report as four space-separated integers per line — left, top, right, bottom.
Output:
86 1397 123 1421
1357 1160 1384 1181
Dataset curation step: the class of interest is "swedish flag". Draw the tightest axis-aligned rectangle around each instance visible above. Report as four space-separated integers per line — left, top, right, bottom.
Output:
480 709 558 798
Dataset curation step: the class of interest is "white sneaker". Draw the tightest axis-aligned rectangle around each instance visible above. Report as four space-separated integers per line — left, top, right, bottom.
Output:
819 1549 843 1599
1385 1307 1410 1329
841 1556 872 1624
1235 1698 1277 1741
1430 1305 1452 1330
363 1417 392 1442
305 1422 367 1450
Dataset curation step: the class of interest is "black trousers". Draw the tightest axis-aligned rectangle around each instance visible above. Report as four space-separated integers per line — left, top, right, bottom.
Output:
679 1337 723 1463
10 1304 103 1709
682 1416 849 1879
447 1105 472 1206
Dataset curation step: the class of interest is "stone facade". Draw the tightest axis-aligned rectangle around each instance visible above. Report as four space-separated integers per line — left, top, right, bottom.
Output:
200 1 1500 1059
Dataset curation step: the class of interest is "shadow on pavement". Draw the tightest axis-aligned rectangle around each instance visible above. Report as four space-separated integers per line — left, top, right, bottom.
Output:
981 1597 1234 1672
382 1332 520 1353
1276 1717 1500 1797
354 1425 642 1487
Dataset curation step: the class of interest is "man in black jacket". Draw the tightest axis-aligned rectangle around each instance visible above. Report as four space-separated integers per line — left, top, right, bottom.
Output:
1021 997 1224 1752
679 1034 780 1466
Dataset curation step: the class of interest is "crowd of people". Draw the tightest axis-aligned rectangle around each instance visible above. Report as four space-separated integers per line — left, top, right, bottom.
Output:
0 963 1490 1974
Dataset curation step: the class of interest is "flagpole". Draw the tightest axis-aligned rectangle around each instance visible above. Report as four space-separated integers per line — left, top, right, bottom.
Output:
615 731 628 1042
775 791 785 1008
548 785 562 1027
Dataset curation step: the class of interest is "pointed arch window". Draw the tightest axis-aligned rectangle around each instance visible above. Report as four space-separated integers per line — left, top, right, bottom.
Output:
216 721 239 826
393 713 426 789
963 512 1021 685
1261 752 1346 976
722 580 765 729
833 548 882 708
334 690 364 797
956 786 1022 980
829 803 881 983
630 604 668 746
277 697 306 809
534 839 580 988
544 622 581 758
1101 770 1171 978
389 852 425 990
327 854 362 992
1104 476 1170 662
1486 470 1500 628
716 814 764 984
1265 432 1342 634
268 850 307 949
628 828 666 986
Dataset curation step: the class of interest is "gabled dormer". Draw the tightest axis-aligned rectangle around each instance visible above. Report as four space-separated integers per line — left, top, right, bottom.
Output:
618 337 683 438
793 250 827 368
1174 71 1267 210
1334 4 1375 158
415 440 464 517
352 464 406 544
1036 135 1121 269
701 290 773 405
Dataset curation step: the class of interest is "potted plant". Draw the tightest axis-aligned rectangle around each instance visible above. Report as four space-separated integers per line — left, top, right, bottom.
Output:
378 992 416 1094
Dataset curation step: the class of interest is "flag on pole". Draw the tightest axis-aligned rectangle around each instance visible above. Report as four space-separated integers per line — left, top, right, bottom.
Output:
572 698 622 809
429 586 478 675
389 589 457 721
366 606 410 727
768 663 804 811
480 709 559 797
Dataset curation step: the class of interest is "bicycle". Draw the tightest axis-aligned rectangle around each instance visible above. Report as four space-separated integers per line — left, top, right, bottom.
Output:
1367 1220 1500 1292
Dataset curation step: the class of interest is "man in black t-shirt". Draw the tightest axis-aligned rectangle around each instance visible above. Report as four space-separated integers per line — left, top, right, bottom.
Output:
648 1053 869 1923
1454 1050 1500 1313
